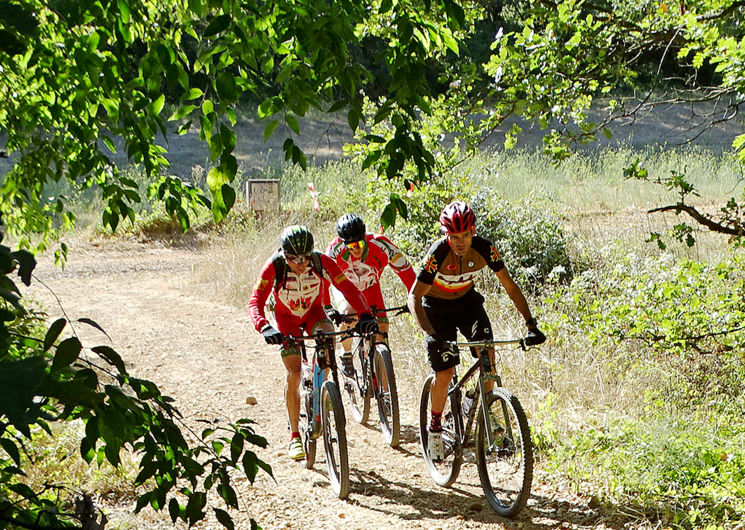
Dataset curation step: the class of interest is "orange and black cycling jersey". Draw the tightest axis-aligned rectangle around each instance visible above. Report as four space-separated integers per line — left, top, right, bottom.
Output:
416 236 505 300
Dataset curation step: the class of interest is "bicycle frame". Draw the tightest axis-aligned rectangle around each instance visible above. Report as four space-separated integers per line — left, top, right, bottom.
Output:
445 338 525 451
290 328 356 415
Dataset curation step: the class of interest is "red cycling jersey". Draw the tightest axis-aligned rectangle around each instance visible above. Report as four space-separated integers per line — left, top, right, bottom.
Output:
325 233 415 311
248 251 371 332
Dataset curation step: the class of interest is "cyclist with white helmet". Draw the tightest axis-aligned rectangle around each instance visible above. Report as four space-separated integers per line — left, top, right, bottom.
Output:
407 202 546 461
325 213 415 377
248 225 378 461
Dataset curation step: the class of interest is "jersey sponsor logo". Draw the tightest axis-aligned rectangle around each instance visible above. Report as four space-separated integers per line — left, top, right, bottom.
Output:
255 278 270 290
277 271 322 317
446 263 457 271
344 260 380 290
433 270 480 293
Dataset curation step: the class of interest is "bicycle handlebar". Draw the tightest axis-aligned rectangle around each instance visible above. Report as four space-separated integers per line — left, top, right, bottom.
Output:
445 338 526 350
338 304 410 324
286 328 356 343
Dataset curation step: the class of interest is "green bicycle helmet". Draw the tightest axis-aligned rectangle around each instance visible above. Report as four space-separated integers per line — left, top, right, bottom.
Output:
280 225 314 255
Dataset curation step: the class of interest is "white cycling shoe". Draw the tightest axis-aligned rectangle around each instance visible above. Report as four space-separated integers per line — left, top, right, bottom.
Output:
427 429 444 461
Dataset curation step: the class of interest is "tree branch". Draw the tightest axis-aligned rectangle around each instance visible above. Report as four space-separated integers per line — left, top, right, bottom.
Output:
648 203 743 235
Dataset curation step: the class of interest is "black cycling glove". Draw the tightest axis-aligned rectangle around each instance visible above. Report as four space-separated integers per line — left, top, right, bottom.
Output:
261 324 284 345
525 327 546 346
357 313 378 335
324 307 344 326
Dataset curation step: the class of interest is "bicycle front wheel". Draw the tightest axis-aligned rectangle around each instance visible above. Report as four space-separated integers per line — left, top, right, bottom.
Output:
321 380 350 499
475 388 533 517
302 390 316 469
373 344 400 447
418 374 461 487
344 340 371 424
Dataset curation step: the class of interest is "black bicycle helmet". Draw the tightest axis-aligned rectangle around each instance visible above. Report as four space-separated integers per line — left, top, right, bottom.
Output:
336 213 366 243
280 225 314 255
439 201 476 234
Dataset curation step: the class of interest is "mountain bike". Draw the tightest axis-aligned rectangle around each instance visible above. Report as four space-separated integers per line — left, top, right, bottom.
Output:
418 337 534 517
293 329 353 499
340 305 407 447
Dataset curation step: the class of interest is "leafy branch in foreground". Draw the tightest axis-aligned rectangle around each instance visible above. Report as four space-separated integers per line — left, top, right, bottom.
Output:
623 160 745 248
0 232 270 529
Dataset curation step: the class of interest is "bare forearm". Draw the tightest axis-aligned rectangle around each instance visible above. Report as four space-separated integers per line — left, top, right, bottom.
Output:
408 292 435 335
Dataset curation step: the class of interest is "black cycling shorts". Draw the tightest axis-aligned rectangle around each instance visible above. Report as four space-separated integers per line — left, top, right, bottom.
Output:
423 288 493 372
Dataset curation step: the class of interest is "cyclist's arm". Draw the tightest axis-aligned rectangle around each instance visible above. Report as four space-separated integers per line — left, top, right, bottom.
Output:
407 279 436 335
495 266 535 326
321 254 372 315
372 235 416 291
247 260 276 331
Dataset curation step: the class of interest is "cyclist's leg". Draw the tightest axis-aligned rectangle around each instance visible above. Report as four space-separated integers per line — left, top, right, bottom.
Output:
457 290 495 392
276 314 304 436
423 302 459 425
331 286 357 370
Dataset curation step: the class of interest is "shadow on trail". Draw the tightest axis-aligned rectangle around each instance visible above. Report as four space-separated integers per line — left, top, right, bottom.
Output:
345 467 630 529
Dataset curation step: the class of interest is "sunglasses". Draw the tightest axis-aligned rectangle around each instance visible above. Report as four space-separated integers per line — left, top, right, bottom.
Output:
345 240 365 250
285 253 311 264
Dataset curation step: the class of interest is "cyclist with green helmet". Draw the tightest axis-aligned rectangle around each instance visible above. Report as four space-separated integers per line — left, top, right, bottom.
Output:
249 225 378 461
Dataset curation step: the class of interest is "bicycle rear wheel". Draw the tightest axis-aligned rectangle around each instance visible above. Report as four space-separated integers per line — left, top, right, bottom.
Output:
475 388 533 517
373 344 400 447
418 374 461 486
321 380 350 499
343 339 371 424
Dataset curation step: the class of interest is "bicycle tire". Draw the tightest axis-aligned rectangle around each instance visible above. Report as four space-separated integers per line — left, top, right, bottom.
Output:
475 388 533 517
303 389 316 469
373 344 400 447
418 374 462 487
343 338 371 424
321 380 350 499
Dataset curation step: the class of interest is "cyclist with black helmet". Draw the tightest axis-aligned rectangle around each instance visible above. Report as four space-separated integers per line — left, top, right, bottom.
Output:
325 214 416 377
248 225 379 461
407 202 546 461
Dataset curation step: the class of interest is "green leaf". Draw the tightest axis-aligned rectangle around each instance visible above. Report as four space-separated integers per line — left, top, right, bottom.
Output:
169 498 182 523
285 114 299 134
381 202 397 228
0 438 21 467
52 337 82 371
242 450 258 482
214 508 235 530
92 345 127 374
118 0 130 24
203 14 231 38
230 432 244 463
77 317 109 337
221 184 236 211
264 120 279 142
43 318 66 352
152 94 165 116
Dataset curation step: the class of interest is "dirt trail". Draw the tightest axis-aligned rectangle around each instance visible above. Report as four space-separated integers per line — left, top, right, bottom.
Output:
23 238 621 530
